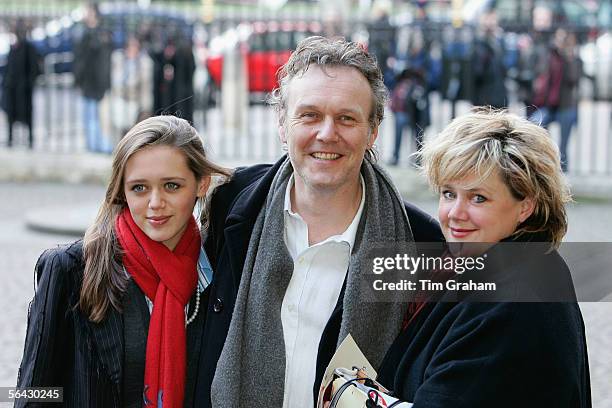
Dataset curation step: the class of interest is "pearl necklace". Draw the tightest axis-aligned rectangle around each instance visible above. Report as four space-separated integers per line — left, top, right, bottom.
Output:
185 289 200 326
186 261 204 326
123 265 201 326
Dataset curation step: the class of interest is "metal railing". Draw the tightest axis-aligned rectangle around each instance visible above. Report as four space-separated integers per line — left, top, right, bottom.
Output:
0 2 609 175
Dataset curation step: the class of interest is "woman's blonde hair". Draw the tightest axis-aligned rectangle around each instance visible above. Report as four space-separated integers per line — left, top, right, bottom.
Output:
420 108 571 247
81 115 231 322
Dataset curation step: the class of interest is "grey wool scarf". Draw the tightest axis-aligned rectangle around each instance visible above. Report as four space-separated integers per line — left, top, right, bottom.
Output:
211 157 417 407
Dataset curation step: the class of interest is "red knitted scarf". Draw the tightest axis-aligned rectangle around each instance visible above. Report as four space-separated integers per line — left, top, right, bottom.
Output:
115 208 200 407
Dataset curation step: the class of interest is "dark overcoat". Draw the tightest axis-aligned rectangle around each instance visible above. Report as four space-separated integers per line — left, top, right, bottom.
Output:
16 241 204 407
73 27 112 101
1 40 40 124
470 35 508 108
376 238 592 407
152 40 195 123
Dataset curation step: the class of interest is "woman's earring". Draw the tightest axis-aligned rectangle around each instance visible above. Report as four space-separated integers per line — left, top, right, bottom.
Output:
282 143 288 152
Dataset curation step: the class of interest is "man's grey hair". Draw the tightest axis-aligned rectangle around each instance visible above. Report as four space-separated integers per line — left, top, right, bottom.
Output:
269 36 388 161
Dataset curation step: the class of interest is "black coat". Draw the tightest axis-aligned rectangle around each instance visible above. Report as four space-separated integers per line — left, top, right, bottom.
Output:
1 40 40 124
377 239 592 407
16 241 204 407
367 15 396 81
470 35 508 108
194 157 444 407
152 40 195 123
440 40 473 102
73 27 112 100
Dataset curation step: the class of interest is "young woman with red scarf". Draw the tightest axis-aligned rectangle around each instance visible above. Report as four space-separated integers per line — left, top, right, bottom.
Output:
16 115 230 407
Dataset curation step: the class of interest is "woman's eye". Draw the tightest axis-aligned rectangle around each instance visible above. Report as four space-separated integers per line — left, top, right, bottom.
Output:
441 190 455 200
165 182 180 191
473 194 487 203
131 184 146 193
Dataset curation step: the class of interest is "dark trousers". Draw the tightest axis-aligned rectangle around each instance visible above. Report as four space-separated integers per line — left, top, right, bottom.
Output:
392 111 423 165
529 107 578 172
7 120 34 148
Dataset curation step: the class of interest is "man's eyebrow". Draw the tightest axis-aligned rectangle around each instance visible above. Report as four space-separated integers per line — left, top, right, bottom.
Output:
294 104 363 115
337 108 363 116
293 104 319 112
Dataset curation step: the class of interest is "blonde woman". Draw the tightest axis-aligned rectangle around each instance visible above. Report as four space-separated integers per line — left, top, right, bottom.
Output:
16 116 230 407
376 109 591 407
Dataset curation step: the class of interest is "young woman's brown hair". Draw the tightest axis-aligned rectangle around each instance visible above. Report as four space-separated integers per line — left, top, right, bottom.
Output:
81 115 230 322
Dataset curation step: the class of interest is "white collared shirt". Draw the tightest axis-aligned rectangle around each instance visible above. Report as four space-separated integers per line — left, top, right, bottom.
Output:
281 175 365 408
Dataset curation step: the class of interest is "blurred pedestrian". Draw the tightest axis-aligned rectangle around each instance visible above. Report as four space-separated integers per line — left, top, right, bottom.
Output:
516 6 554 118
389 28 434 166
440 26 473 118
73 2 113 153
16 115 230 407
108 35 153 138
1 19 40 148
529 28 582 172
367 0 396 89
471 9 509 108
152 30 196 123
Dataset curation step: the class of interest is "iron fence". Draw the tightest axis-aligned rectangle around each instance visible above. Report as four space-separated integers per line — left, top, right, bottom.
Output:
0 0 610 175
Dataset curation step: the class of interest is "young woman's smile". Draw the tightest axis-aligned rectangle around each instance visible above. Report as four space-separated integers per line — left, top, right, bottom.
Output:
123 145 209 250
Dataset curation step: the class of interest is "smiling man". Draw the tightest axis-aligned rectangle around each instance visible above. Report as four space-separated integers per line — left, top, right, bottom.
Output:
194 36 443 408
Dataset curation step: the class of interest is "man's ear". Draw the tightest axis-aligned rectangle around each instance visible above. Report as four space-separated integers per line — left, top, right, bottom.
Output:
368 126 379 149
197 175 212 198
278 108 290 144
519 197 535 223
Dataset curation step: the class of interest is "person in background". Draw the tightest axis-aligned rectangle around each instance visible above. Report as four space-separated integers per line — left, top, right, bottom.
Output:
107 35 154 138
389 27 435 166
16 116 230 407
152 29 196 123
367 0 396 89
440 26 473 118
516 5 554 118
73 2 113 153
1 19 40 149
530 28 582 172
471 9 509 108
375 108 591 407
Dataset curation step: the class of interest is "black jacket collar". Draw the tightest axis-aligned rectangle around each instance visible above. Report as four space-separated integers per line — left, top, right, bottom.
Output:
221 157 288 291
226 156 288 224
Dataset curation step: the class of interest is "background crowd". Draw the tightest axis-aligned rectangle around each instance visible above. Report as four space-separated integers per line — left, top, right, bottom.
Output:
0 0 609 175
368 3 589 171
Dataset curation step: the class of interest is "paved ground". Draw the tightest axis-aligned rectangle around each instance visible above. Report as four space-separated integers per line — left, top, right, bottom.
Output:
0 182 610 406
